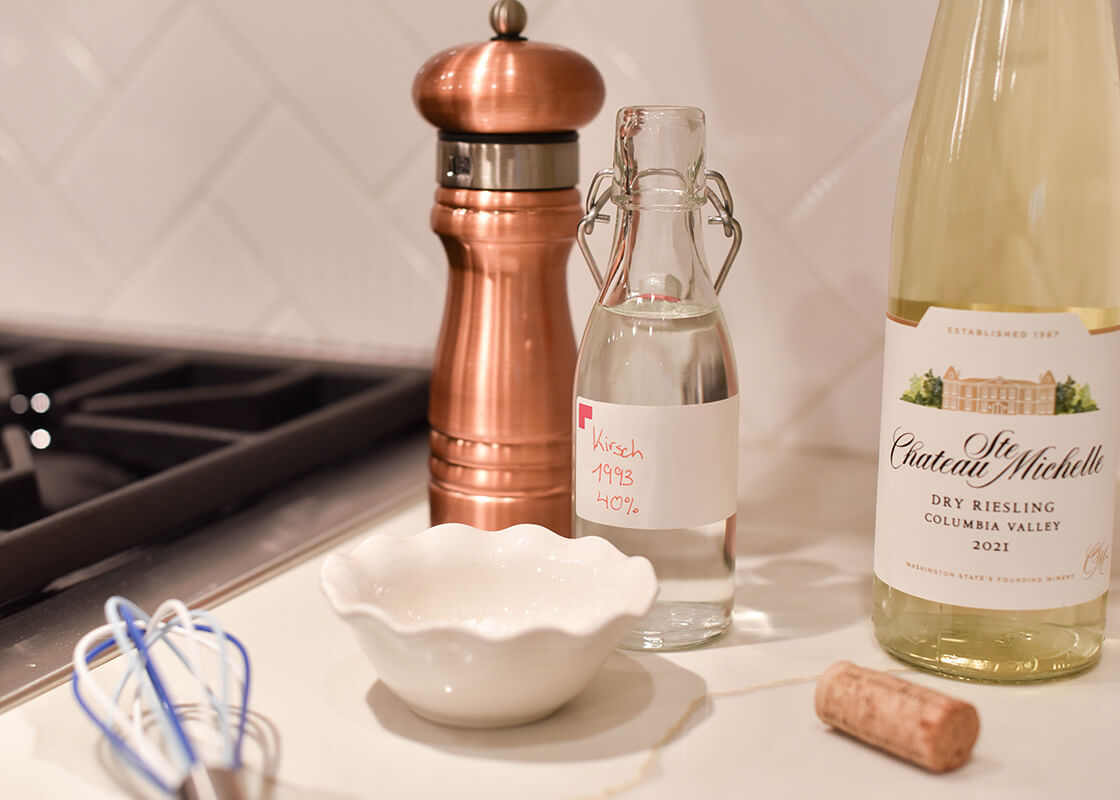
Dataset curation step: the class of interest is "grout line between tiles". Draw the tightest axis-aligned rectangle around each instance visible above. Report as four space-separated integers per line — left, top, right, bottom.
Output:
45 0 189 184
703 124 884 348
0 0 105 186
533 0 663 100
744 434 880 466
686 162 884 445
371 1 430 58
208 194 330 340
768 107 912 345
370 146 450 295
244 294 290 333
92 96 279 317
783 98 913 226
0 120 115 286
196 0 444 293
760 334 884 454
0 124 24 172
197 0 390 196
783 0 900 110
21 0 109 93
90 0 186 90
750 102 913 345
727 187 882 391
32 0 195 289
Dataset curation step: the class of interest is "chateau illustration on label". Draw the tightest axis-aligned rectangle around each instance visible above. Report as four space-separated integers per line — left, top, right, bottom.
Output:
901 368 1099 415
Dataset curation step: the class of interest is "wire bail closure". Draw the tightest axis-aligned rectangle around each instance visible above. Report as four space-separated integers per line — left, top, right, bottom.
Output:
576 168 743 293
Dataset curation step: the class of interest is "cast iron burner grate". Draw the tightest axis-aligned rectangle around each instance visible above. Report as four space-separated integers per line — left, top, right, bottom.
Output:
0 332 428 612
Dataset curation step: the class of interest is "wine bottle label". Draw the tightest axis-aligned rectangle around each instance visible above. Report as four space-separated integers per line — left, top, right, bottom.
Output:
874 308 1120 610
574 395 738 530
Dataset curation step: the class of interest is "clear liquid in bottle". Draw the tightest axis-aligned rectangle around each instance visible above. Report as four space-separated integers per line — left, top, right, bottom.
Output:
576 297 737 649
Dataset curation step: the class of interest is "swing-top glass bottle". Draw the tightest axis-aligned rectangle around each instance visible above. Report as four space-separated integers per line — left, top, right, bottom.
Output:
573 106 742 650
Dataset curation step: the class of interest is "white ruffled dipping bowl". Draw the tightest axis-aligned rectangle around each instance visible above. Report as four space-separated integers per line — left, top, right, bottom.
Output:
320 523 657 728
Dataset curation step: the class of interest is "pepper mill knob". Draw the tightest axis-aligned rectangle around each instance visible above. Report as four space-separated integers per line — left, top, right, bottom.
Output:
490 0 527 39
412 0 604 134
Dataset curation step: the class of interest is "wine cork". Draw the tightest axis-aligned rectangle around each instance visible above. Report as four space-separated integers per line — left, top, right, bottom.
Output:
814 661 979 772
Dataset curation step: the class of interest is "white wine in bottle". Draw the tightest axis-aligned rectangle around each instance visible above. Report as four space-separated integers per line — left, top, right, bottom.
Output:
873 0 1120 682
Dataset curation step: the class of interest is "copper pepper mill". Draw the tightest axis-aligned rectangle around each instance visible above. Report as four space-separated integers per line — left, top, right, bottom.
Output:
412 0 605 536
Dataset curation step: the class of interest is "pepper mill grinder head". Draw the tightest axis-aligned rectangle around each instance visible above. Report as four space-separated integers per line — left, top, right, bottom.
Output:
413 0 604 537
413 0 604 140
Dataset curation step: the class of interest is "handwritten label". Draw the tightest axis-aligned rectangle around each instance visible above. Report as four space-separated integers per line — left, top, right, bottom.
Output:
574 395 738 530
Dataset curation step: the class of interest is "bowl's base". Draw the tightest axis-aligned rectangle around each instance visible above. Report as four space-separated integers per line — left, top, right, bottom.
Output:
406 701 561 729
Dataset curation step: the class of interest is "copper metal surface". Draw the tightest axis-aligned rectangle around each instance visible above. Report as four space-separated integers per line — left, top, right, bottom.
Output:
412 41 604 135
428 187 581 536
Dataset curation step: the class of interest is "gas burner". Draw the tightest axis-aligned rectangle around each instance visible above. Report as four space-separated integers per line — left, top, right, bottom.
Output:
0 333 428 611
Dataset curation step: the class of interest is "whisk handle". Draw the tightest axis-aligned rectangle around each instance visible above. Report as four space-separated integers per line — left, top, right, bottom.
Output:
179 766 246 800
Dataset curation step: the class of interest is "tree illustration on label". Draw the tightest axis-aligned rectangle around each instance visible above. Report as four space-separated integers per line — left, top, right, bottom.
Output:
902 367 1098 415
900 369 942 407
1055 377 1099 414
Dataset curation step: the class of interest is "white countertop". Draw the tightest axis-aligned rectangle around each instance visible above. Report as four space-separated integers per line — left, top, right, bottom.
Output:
2 450 1118 799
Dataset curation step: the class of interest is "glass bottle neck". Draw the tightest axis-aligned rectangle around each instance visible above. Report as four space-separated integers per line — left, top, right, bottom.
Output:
599 205 718 313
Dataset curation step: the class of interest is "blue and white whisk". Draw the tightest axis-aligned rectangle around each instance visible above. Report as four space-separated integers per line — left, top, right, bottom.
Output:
72 596 251 800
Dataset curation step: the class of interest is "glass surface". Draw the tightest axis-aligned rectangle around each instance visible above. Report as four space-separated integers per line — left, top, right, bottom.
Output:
876 0 1120 681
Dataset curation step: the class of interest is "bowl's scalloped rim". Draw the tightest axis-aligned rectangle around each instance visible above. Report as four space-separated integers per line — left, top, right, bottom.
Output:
320 522 658 643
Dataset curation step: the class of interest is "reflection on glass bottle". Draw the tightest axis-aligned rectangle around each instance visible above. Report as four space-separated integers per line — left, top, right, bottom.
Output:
574 106 742 650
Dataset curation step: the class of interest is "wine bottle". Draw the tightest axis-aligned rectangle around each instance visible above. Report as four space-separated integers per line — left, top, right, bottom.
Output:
873 0 1120 681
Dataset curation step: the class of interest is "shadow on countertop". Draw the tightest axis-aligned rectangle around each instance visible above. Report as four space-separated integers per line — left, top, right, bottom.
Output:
366 651 708 762
722 557 873 647
717 447 877 647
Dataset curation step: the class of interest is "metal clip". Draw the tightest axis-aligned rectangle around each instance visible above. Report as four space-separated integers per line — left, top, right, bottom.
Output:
575 168 742 294
576 168 614 290
703 169 742 294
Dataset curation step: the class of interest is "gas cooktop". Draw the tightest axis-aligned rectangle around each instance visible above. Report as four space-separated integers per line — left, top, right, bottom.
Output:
0 331 429 613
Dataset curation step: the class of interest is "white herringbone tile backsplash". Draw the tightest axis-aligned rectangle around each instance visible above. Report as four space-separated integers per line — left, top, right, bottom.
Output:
0 0 944 457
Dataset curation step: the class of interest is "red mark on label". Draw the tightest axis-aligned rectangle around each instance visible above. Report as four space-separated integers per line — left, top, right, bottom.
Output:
578 402 593 430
